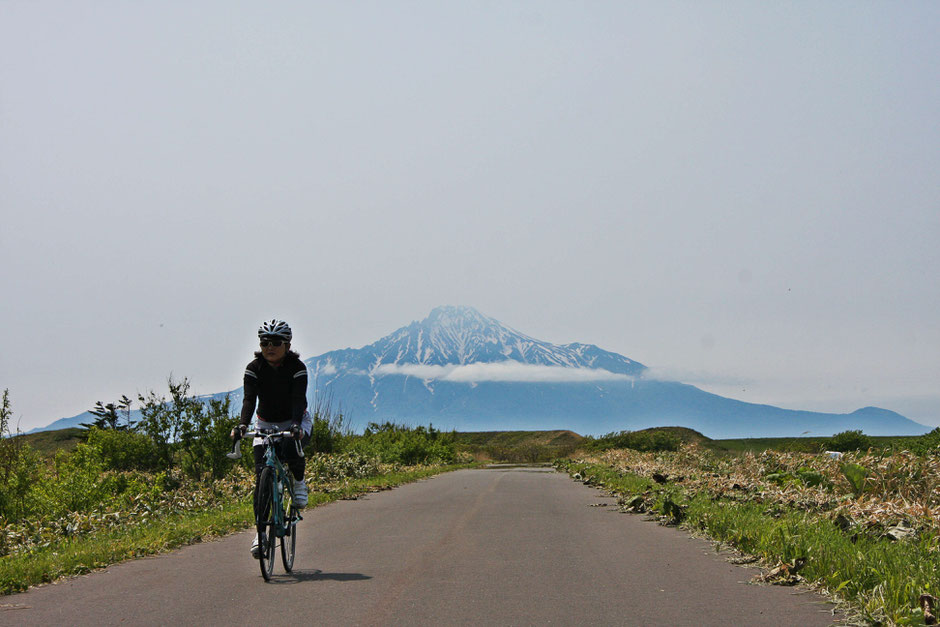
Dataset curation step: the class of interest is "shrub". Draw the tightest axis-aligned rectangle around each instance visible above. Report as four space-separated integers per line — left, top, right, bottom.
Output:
137 378 239 479
306 451 379 481
85 427 160 471
0 390 44 520
908 427 940 456
37 444 110 517
305 396 349 455
827 429 873 452
343 422 457 465
585 430 681 453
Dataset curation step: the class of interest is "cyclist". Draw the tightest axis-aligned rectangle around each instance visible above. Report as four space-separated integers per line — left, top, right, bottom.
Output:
231 319 311 558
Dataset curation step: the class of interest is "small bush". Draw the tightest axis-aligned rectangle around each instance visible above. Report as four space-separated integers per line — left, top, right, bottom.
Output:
585 430 681 453
305 397 349 454
37 445 110 517
0 390 44 520
827 429 873 452
343 422 457 465
307 451 379 481
908 427 940 456
136 379 239 479
85 427 161 471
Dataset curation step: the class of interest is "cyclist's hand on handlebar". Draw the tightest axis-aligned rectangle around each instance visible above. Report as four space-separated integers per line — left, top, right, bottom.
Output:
290 424 303 440
231 424 247 440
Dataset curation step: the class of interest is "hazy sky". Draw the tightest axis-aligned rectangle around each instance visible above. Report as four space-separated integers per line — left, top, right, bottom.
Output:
2 2 938 431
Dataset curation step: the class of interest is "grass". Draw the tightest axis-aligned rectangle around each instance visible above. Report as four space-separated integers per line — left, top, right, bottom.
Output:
0 463 474 595
559 458 940 625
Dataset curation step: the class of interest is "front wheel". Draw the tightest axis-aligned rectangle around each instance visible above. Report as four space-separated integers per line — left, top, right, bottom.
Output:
255 467 277 580
281 505 297 572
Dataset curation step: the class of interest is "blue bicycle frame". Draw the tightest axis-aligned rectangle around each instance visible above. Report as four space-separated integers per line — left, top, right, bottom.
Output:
228 429 304 579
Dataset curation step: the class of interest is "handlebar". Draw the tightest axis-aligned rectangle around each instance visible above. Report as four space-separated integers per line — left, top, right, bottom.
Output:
227 430 304 460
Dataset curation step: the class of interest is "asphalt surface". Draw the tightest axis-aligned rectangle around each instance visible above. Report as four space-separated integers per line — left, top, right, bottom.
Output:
1 467 838 626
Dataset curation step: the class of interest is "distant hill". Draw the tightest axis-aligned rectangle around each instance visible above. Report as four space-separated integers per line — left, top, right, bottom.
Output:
16 427 84 457
626 426 712 446
453 430 583 449
453 430 583 463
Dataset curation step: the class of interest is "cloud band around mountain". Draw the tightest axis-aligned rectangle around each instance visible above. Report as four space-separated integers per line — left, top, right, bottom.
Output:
372 361 635 383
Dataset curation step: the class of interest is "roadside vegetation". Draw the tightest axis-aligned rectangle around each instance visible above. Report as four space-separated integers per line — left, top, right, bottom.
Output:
558 426 940 625
0 385 472 594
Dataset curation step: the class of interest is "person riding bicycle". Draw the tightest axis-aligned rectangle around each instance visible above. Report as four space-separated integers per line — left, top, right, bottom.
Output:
231 319 311 557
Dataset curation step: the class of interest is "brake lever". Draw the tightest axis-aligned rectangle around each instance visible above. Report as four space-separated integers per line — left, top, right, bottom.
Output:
226 438 242 460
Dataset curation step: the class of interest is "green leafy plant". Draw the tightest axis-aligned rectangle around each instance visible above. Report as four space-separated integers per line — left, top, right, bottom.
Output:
795 467 829 489
841 462 869 497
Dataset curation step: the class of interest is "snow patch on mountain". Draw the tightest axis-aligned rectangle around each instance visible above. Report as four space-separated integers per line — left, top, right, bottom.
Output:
373 361 635 383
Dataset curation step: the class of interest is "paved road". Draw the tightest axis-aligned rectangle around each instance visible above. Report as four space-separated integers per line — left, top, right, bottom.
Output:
2 467 837 626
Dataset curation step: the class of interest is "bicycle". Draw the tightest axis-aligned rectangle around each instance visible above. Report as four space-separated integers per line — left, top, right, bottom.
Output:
228 429 304 581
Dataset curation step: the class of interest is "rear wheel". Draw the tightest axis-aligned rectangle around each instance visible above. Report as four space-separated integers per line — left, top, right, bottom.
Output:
255 467 277 580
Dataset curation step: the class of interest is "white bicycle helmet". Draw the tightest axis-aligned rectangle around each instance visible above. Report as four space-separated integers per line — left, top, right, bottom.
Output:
258 319 292 341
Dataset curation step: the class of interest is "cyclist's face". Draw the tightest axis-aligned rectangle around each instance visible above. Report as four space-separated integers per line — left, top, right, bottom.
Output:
260 338 288 364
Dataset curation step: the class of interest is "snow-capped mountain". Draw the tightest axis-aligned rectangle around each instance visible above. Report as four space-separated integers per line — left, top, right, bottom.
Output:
29 306 930 438
292 306 927 437
309 305 644 383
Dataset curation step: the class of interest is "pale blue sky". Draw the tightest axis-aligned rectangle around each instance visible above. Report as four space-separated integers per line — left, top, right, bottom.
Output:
2 2 938 431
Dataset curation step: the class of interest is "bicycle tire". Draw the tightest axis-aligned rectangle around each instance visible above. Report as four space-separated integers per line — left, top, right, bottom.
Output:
256 467 277 580
281 504 297 572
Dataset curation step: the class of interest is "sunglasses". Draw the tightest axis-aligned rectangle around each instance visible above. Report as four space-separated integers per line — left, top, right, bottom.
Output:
260 339 286 347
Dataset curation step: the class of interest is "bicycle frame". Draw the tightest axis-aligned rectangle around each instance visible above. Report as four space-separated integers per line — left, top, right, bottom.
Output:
227 430 304 537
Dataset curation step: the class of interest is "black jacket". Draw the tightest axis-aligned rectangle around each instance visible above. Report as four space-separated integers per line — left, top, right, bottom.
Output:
239 355 308 428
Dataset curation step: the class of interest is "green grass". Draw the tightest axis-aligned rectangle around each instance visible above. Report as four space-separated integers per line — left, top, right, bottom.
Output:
0 463 474 595
558 459 940 625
